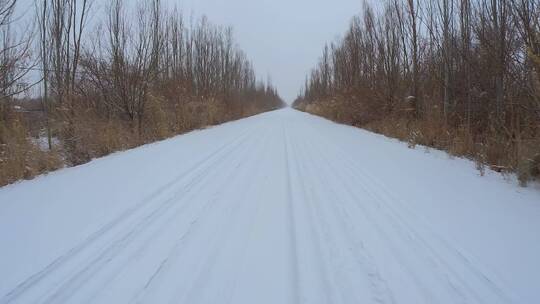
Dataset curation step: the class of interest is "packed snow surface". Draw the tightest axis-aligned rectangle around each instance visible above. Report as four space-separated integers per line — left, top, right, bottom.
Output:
1 108 539 304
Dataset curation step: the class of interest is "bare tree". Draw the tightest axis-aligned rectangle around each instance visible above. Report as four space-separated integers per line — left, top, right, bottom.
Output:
297 0 540 182
0 0 32 100
36 0 52 149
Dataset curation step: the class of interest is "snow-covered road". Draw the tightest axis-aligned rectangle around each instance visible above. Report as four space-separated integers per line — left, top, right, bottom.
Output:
1 109 539 304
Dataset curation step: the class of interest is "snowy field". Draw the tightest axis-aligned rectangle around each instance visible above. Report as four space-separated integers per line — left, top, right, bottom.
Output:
0 108 539 304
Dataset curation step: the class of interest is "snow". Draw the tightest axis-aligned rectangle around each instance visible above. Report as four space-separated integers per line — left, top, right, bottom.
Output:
1 108 539 304
30 135 61 151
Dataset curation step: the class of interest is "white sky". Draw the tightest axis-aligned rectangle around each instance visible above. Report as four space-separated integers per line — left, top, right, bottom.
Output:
17 0 367 102
176 0 364 102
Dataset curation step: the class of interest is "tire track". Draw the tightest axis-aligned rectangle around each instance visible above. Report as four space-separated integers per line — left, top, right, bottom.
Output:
1 121 264 304
177 126 274 304
306 120 513 304
291 124 396 304
282 123 337 304
45 125 269 304
282 118 302 304
84 125 273 304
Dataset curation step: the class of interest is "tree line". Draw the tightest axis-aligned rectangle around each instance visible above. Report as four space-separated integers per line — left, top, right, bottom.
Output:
0 0 284 186
294 0 540 185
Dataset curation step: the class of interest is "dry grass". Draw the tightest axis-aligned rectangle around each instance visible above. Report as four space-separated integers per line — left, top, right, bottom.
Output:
0 93 281 187
301 100 540 186
0 115 63 186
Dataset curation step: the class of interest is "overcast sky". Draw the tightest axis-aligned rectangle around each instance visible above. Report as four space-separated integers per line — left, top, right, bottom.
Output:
169 0 365 102
17 0 366 102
